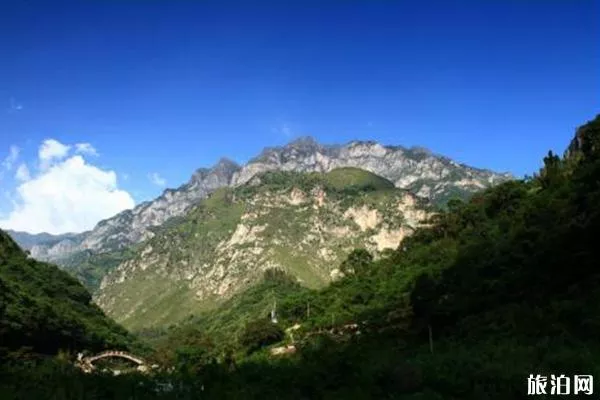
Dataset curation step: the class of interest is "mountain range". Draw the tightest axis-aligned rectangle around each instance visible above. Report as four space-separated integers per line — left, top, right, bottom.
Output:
7 136 513 330
9 137 512 265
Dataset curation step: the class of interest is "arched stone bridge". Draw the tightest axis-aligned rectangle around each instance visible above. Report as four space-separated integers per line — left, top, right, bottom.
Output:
76 350 152 374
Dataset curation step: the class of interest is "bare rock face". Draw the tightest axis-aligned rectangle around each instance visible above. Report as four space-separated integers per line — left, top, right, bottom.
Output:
79 158 242 252
30 238 79 259
8 137 511 266
7 230 86 260
11 158 242 262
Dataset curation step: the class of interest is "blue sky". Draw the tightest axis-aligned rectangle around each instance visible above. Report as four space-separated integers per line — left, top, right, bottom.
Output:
0 0 598 233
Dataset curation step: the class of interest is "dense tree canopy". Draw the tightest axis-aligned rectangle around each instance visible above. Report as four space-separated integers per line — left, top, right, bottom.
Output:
0 230 134 359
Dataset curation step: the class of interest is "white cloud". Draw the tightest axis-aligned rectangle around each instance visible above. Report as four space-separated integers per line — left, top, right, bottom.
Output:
0 155 135 234
281 124 292 137
75 142 99 157
8 97 23 113
2 145 20 171
148 172 166 187
272 122 293 138
15 163 30 182
39 139 71 169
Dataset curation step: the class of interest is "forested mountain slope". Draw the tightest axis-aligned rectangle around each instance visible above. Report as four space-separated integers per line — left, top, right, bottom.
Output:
0 229 134 359
95 168 432 330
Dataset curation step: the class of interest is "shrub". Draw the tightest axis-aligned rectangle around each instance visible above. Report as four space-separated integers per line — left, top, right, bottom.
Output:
239 319 284 354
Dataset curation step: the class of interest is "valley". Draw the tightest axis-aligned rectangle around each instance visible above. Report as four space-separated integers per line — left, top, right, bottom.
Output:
3 0 598 397
8 137 511 328
2 115 600 399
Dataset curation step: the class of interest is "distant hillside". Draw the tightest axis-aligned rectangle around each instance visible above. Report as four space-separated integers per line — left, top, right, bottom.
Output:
5 229 86 257
94 168 433 330
4 230 78 249
0 229 133 357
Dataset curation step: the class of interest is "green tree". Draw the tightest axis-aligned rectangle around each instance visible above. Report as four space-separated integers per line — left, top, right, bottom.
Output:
239 319 284 354
263 268 297 285
539 150 564 188
339 248 373 277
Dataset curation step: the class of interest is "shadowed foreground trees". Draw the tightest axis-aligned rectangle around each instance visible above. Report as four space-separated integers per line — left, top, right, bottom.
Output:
0 230 134 358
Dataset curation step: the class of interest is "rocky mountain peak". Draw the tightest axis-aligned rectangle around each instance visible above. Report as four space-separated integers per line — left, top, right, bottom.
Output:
190 167 210 181
190 158 239 183
251 136 325 164
286 136 322 152
347 139 380 147
564 115 600 160
408 146 432 156
212 157 241 174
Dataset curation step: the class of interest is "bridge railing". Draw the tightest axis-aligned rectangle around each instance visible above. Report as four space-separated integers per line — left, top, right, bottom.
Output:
82 350 147 366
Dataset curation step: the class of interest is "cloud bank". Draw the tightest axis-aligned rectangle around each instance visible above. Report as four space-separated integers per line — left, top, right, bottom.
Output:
0 139 135 234
39 139 70 169
2 145 20 171
15 163 30 181
75 142 99 157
